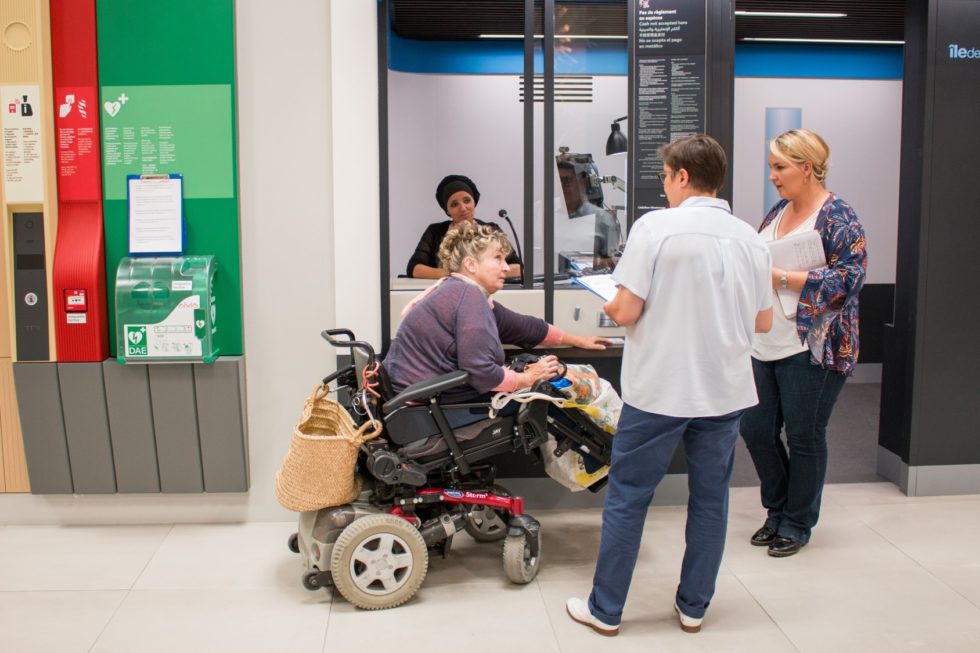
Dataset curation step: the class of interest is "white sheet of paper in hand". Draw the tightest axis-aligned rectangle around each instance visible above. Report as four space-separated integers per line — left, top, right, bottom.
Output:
766 229 827 318
571 273 619 302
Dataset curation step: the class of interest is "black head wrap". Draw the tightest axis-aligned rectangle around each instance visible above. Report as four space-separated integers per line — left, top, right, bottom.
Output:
435 174 480 213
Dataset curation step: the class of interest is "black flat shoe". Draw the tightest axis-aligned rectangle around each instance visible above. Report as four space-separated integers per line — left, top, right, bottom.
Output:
767 536 805 558
750 526 777 546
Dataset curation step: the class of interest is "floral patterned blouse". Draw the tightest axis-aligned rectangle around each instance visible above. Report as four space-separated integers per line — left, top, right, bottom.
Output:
759 194 868 376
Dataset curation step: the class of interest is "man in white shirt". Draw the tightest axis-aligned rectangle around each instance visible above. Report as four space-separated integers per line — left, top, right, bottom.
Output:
566 135 773 636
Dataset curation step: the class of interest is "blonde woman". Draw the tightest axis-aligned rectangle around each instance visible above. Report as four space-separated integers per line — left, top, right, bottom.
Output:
740 129 868 558
386 222 609 403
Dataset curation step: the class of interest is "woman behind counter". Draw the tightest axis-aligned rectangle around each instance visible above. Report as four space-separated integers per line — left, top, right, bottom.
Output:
740 128 868 558
388 222 608 404
407 174 523 279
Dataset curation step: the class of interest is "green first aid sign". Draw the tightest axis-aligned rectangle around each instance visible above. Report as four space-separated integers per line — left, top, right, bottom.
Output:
101 84 234 200
125 325 148 357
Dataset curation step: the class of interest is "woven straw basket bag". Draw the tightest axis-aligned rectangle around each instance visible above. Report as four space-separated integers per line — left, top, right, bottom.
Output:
275 384 381 512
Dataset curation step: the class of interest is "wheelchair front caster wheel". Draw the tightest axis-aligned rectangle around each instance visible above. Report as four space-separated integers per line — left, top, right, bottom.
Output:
302 570 330 591
330 514 429 609
287 532 300 554
503 531 541 584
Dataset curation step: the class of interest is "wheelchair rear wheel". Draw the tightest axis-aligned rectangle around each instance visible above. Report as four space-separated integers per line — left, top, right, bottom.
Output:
329 514 429 610
464 505 508 542
502 531 540 584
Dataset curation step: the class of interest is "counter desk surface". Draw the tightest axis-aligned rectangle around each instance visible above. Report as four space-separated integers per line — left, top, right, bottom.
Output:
389 277 626 339
508 341 624 359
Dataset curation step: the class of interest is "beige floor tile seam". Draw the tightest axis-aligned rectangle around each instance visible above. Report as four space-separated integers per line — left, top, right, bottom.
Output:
85 590 131 653
319 592 334 653
726 565 803 653
854 514 980 612
842 502 964 563
532 578 567 653
817 502 980 615
85 526 177 653
127 524 177 591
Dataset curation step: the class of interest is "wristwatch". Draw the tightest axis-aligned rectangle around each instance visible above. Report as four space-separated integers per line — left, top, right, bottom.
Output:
779 271 789 290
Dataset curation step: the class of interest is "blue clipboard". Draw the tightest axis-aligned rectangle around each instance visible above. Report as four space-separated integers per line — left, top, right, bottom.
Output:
126 173 185 257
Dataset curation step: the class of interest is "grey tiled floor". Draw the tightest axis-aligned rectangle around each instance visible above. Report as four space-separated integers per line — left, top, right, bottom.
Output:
2 482 979 652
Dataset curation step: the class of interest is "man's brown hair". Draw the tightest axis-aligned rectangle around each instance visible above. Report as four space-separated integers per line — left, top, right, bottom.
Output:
657 134 727 193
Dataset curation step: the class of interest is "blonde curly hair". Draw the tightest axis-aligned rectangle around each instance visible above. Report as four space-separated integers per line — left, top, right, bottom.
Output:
438 222 512 272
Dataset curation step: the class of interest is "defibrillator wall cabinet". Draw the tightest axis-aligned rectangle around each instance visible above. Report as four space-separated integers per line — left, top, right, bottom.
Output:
115 256 218 363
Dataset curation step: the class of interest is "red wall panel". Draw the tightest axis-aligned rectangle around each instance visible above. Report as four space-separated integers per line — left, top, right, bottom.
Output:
50 0 108 360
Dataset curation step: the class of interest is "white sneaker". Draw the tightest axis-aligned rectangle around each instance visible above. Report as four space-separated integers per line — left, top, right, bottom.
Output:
565 597 619 636
675 603 703 633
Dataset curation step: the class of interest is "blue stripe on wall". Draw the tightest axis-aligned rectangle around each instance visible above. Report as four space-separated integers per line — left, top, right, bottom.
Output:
389 32 903 80
735 44 903 79
389 30 628 75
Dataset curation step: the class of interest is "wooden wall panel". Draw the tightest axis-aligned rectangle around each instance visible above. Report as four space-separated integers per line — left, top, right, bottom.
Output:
0 358 30 492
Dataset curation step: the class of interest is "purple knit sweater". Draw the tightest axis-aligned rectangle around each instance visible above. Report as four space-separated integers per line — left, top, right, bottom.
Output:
384 277 549 403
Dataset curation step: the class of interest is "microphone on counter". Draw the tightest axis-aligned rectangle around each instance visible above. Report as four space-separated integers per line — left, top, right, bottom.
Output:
498 209 524 266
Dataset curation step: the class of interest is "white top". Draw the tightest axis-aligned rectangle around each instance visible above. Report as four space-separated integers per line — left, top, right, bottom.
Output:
752 205 819 361
612 196 773 417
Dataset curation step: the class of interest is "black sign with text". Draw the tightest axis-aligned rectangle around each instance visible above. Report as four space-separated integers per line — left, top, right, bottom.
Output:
629 0 708 215
636 1 706 55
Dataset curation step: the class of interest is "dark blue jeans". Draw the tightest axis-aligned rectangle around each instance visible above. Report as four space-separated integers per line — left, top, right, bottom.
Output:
740 352 847 544
588 404 742 625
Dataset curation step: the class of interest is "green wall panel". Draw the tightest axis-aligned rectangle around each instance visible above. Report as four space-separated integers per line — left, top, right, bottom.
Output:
96 1 235 85
97 0 242 356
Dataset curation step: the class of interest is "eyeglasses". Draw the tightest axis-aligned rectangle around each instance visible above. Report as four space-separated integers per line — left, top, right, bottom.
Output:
656 171 670 183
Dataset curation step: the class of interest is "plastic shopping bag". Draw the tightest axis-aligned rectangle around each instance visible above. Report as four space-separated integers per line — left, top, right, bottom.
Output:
541 434 609 492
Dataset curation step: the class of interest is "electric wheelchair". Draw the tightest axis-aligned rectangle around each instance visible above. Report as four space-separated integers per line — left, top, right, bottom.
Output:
286 328 615 609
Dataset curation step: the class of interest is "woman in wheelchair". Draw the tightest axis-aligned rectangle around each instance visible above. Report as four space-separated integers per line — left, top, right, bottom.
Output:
297 224 620 609
385 221 611 404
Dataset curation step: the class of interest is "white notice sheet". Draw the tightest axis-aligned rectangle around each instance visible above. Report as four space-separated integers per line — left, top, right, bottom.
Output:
572 273 619 302
128 175 183 255
766 229 827 318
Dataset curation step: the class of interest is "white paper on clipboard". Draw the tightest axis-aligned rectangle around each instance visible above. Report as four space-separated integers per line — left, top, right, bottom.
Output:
128 175 183 255
767 229 826 318
572 273 619 302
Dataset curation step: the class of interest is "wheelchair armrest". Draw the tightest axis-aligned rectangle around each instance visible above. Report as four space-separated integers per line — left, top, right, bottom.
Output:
382 370 470 414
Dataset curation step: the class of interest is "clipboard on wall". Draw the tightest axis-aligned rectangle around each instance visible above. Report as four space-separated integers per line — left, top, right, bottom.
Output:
127 173 184 256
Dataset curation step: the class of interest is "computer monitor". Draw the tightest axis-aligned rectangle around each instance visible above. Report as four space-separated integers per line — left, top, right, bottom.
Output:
556 151 623 269
557 151 604 212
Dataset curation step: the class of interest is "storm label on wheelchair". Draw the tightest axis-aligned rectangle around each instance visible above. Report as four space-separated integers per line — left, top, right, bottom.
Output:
444 489 465 499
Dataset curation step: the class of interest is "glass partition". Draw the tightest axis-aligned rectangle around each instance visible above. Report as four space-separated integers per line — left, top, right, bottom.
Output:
551 2 627 278
545 1 628 337
385 6 530 283
380 0 628 342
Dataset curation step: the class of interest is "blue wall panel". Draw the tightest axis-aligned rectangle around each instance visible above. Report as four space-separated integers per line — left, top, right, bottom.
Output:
390 33 903 80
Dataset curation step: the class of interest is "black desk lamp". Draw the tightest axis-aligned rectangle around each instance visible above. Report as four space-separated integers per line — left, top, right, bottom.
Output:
606 116 628 155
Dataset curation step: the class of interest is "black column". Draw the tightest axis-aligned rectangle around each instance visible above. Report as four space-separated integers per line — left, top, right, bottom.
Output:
880 0 980 488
